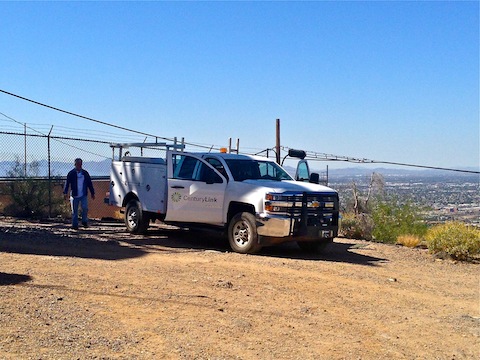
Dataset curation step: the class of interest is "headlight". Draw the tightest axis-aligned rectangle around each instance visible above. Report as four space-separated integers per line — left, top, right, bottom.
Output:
265 193 296 213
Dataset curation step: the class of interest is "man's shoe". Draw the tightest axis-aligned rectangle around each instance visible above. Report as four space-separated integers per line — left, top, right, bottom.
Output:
82 222 88 228
72 225 78 230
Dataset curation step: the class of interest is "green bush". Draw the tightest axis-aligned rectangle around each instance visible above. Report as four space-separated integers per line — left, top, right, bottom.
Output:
340 213 374 240
371 198 427 244
426 222 480 261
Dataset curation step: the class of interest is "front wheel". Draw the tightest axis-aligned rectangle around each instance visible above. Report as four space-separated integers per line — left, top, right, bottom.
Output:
125 200 149 234
228 212 262 254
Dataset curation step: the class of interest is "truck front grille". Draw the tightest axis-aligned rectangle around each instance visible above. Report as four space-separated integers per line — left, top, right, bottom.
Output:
265 192 339 228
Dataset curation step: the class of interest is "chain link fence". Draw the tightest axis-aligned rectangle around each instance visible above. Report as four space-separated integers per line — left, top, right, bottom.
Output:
0 129 189 219
0 132 113 177
0 131 118 219
0 128 213 220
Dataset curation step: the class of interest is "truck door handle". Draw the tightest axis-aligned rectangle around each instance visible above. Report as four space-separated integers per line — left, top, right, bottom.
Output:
171 185 185 189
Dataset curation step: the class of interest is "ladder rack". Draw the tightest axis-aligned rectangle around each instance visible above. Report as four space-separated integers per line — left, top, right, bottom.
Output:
110 138 185 161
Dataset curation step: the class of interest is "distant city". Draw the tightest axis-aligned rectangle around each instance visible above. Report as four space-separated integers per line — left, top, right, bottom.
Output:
328 170 479 226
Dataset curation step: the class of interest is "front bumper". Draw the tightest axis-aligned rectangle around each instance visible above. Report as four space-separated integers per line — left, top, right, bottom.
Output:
255 212 338 244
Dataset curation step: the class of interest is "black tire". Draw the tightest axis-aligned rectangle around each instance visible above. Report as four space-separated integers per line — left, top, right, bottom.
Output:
297 239 333 253
228 212 262 254
125 200 149 234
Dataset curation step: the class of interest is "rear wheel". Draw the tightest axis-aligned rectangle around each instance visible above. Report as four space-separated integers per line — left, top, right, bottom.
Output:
297 239 333 253
125 200 150 234
228 212 262 254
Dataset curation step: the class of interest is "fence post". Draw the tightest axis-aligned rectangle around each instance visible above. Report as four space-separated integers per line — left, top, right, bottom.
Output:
326 165 329 186
48 126 53 218
24 123 27 177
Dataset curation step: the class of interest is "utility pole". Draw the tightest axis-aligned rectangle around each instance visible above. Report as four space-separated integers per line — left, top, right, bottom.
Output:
275 119 281 164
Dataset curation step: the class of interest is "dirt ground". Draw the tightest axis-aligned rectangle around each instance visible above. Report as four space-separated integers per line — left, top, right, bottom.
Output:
0 218 478 360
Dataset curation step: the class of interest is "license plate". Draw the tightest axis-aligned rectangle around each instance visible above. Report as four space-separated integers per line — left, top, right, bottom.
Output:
320 230 332 238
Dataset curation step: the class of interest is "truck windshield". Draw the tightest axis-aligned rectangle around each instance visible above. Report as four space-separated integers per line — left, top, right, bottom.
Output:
224 159 294 182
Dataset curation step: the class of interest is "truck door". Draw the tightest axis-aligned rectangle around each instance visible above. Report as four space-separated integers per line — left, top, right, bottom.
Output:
295 160 311 182
295 160 320 184
165 152 227 225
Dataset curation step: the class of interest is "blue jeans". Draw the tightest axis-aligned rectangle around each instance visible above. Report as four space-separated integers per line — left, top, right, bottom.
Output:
72 195 88 227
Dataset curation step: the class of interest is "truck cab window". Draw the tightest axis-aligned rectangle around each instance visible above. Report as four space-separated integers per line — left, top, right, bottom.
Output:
197 163 223 183
258 162 283 180
173 155 197 180
173 154 223 183
205 157 229 181
225 160 292 182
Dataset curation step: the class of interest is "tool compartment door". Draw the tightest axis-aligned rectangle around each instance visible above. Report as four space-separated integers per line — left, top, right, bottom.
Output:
109 158 167 213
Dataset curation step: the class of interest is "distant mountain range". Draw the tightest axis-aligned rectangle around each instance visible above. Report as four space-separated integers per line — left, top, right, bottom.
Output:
0 159 112 178
1 159 478 179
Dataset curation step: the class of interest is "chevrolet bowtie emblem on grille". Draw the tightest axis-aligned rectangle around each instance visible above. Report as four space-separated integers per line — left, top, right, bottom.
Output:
310 201 320 208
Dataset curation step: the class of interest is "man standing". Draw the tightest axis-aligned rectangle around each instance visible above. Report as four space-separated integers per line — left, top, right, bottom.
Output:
64 158 95 229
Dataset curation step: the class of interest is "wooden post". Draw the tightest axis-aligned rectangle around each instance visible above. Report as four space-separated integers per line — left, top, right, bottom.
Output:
276 119 281 164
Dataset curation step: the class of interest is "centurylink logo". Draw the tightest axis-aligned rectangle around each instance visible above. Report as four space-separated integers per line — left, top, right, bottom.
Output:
171 192 182 203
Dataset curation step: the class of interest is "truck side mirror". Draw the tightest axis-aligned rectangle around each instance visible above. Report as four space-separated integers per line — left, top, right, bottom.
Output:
309 173 320 184
288 149 306 159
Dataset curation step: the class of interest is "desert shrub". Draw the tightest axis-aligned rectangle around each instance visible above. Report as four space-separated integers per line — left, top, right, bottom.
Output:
340 212 374 240
4 159 69 218
425 222 480 261
4 178 69 218
371 198 427 244
396 234 422 248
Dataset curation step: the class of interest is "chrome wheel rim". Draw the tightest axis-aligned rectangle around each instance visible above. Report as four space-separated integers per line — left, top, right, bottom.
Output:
127 208 138 229
233 220 251 247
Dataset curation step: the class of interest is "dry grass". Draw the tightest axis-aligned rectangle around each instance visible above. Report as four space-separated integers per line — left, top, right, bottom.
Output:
113 209 124 220
396 234 422 248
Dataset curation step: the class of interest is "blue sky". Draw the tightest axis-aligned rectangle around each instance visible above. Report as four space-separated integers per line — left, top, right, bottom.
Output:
1 1 478 170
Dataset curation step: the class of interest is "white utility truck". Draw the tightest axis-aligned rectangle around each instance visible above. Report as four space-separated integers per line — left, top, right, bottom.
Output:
107 142 339 254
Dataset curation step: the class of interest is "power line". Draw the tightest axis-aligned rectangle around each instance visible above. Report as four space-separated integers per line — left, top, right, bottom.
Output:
0 89 241 152
0 89 167 139
2 89 478 174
